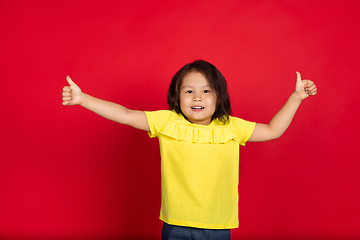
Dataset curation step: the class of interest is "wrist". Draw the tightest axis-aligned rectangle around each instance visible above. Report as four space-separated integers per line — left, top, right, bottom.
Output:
79 92 86 106
292 91 304 102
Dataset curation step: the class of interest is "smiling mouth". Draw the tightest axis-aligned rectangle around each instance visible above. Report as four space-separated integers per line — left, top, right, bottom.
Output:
191 107 204 110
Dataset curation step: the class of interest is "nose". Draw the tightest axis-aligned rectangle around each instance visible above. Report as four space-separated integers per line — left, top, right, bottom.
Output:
193 93 202 102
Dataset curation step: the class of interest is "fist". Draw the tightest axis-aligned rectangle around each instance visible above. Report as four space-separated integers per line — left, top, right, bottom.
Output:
295 72 317 100
62 76 82 105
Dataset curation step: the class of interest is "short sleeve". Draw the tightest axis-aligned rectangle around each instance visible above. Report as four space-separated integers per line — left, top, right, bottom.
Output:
230 116 256 146
145 110 173 138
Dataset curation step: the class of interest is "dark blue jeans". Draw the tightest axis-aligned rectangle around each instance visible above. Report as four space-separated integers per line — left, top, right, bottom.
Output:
161 222 231 240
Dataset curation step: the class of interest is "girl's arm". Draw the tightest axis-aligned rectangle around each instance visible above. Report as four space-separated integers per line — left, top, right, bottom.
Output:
62 76 150 131
248 72 317 142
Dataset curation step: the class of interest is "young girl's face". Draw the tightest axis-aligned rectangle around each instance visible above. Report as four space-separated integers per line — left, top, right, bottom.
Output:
179 71 217 125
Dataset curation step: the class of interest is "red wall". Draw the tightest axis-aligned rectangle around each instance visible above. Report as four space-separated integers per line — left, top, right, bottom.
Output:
1 1 360 239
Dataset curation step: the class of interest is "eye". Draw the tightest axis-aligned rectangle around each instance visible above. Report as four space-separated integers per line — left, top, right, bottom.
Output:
203 90 211 93
185 90 193 93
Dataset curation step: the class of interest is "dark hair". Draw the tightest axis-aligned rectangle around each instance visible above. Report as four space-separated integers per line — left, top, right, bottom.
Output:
167 60 232 123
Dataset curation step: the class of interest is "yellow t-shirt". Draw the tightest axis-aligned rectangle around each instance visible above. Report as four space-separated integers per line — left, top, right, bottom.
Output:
145 110 256 229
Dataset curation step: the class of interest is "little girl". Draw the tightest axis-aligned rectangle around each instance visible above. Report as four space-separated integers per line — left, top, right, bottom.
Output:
62 60 317 240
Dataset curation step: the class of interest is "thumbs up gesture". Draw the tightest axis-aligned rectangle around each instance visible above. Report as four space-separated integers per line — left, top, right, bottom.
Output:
62 76 83 106
295 72 317 100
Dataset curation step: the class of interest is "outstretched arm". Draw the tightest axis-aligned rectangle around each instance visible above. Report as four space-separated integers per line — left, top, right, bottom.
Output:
62 76 150 131
248 72 317 142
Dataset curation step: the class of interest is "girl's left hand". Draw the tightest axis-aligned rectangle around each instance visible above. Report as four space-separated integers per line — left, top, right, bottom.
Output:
295 71 317 100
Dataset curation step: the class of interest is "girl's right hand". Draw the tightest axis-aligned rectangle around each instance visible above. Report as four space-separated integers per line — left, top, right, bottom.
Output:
62 76 82 106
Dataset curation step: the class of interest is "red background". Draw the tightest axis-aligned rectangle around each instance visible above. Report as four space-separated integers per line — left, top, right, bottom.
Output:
1 0 360 239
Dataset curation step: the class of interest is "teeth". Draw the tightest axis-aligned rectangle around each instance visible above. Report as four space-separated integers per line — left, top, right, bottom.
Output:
192 107 204 109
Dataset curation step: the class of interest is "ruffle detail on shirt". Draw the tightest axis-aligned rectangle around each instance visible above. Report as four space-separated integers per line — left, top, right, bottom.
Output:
159 121 237 144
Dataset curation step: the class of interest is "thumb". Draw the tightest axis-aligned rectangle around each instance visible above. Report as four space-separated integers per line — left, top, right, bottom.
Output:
66 75 77 87
296 71 302 84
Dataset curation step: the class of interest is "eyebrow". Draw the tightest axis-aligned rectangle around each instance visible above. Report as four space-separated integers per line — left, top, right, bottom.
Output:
181 85 211 89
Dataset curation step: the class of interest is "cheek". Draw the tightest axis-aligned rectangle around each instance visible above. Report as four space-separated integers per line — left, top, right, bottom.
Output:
179 96 185 106
179 96 188 110
206 97 217 112
210 96 217 107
